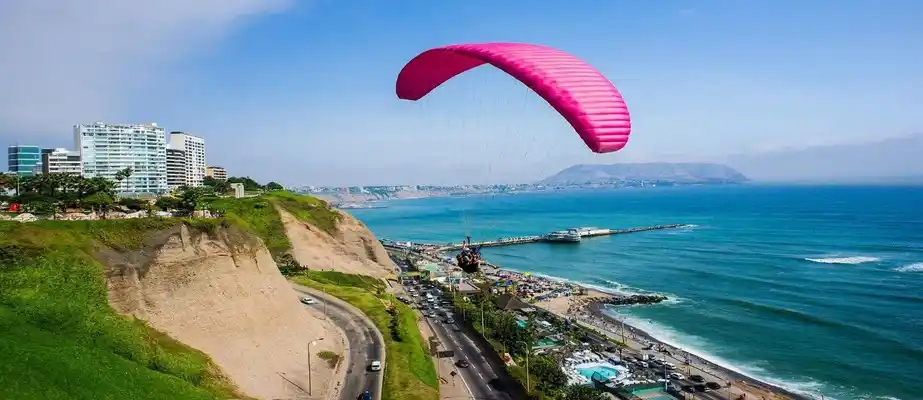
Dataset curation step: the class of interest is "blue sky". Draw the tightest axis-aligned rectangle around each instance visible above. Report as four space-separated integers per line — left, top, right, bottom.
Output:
2 0 921 185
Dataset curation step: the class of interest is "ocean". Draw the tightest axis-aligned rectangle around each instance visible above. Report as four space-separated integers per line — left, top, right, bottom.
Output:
349 185 923 400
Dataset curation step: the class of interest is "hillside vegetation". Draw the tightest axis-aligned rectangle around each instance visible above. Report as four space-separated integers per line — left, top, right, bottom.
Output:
0 218 245 400
206 191 340 262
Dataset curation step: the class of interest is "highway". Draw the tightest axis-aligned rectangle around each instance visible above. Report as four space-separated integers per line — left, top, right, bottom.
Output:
293 284 385 400
405 284 517 400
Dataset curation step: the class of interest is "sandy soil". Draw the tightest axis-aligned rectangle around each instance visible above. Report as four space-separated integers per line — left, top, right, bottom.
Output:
105 224 347 400
278 206 393 278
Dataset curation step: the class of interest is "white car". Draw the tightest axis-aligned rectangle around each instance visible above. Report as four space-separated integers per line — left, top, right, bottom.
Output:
669 372 685 380
300 297 316 305
369 360 382 371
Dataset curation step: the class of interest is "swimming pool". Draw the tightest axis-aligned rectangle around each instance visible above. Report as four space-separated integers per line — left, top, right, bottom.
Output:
574 363 621 381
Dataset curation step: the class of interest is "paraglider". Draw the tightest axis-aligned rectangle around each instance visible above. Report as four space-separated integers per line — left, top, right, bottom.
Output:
395 42 632 153
455 236 482 273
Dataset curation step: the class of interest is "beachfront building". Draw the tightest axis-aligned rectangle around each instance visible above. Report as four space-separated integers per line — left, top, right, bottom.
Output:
166 148 187 189
8 145 41 176
41 148 82 175
75 122 168 195
205 165 227 181
168 132 206 187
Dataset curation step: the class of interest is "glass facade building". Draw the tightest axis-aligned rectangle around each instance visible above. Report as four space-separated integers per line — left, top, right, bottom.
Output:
8 145 41 176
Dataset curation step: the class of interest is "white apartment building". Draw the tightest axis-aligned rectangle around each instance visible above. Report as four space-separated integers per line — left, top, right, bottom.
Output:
41 148 82 175
74 122 168 195
168 132 206 187
166 148 187 189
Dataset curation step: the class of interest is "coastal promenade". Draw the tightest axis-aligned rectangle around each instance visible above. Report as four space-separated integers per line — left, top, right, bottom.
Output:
432 223 691 251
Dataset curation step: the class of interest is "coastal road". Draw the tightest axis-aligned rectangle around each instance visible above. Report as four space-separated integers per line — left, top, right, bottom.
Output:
293 284 385 400
407 290 515 400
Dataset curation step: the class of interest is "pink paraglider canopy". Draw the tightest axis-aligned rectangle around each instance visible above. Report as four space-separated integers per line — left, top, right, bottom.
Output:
396 42 631 153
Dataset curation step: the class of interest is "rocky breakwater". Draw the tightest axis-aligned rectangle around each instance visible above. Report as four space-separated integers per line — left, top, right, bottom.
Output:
601 294 668 306
103 222 347 400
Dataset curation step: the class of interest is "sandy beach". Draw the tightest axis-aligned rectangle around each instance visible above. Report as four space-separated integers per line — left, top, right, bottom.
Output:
527 279 806 400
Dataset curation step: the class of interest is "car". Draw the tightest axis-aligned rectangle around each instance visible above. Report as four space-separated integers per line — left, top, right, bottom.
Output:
456 359 470 368
300 297 316 305
668 372 685 380
357 390 372 400
689 374 706 383
445 318 455 324
452 325 462 332
368 360 382 371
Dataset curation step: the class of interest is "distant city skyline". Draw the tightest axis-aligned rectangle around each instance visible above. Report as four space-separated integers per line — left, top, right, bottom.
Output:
2 1 921 185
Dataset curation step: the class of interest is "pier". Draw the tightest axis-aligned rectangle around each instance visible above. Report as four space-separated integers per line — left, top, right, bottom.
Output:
420 224 691 252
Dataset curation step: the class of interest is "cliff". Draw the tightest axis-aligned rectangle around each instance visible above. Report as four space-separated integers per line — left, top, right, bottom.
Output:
279 206 393 278
541 162 748 185
0 219 348 400
104 222 347 400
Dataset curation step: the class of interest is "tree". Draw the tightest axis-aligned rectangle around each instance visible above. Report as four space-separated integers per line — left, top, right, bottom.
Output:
226 176 262 191
265 181 283 191
562 384 607 400
531 355 568 394
114 167 133 183
212 180 231 195
155 196 180 211
176 185 207 215
82 192 115 215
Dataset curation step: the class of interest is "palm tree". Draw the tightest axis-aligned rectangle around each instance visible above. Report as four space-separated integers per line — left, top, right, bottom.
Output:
114 167 133 193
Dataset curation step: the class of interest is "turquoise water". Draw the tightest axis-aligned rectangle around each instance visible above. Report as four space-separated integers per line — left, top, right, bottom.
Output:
516 320 527 328
350 185 923 399
576 364 621 380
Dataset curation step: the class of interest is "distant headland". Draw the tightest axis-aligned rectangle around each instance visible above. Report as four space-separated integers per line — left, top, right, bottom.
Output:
295 162 748 204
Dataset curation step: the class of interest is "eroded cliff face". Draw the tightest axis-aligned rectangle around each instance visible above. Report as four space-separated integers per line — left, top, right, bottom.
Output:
278 207 394 278
104 224 347 400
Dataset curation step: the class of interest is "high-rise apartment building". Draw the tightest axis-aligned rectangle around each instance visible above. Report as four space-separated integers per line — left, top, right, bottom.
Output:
166 148 187 189
41 148 82 175
168 132 206 187
205 165 227 181
75 122 167 195
8 145 41 176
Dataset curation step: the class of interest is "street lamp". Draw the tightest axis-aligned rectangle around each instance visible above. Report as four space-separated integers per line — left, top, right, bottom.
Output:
520 341 531 394
308 337 324 395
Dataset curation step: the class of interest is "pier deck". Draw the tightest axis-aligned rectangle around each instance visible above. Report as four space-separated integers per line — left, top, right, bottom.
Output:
420 224 691 252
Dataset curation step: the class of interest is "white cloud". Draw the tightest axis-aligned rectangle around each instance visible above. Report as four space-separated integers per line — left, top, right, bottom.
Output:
0 0 292 141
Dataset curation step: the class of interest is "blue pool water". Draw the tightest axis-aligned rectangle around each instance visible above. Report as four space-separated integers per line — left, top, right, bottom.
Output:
576 364 620 381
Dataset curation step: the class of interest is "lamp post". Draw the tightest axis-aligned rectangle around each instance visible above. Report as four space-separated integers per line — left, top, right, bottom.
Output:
308 337 324 395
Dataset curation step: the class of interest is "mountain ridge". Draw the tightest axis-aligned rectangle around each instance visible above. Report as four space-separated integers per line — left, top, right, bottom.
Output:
540 162 749 185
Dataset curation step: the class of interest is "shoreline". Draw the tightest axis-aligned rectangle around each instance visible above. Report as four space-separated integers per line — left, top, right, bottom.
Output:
488 266 809 400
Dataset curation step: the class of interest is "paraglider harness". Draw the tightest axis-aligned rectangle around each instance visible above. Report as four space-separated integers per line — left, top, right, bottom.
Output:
456 236 482 273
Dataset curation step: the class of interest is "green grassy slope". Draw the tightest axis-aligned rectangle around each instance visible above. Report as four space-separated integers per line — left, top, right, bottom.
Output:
0 219 246 400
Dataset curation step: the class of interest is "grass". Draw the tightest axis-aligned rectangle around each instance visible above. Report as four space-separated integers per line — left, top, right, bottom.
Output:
205 191 340 261
305 270 386 292
317 350 341 369
264 191 340 235
0 218 247 400
207 196 292 260
292 275 438 400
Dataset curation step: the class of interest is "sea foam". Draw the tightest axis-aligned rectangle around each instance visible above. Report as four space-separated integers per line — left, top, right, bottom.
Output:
894 263 923 273
804 256 881 265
